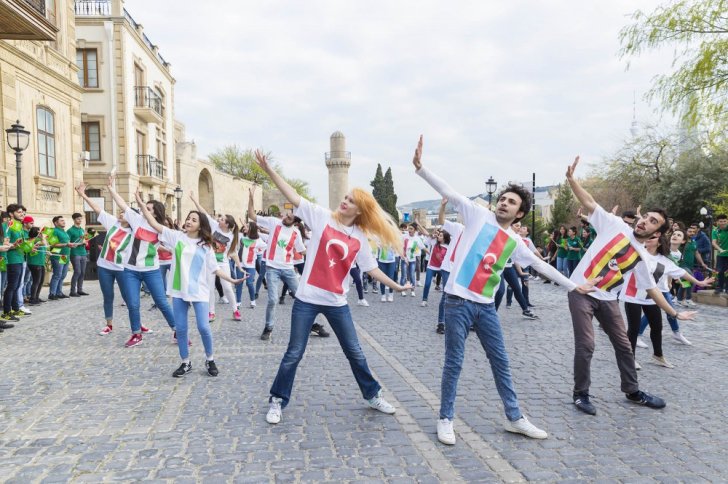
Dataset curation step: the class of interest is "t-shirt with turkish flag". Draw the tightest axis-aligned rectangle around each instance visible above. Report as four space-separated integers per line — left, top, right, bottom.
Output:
239 237 267 268
293 198 378 307
440 220 464 273
96 211 131 272
620 253 685 305
256 216 306 270
121 207 161 272
568 205 655 301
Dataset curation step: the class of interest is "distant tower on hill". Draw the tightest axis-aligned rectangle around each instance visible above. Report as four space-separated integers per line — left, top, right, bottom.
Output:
325 131 351 211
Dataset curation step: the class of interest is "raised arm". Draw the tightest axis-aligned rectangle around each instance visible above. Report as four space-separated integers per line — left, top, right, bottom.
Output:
253 150 301 207
247 187 258 222
189 190 208 216
565 156 597 215
107 175 131 213
438 198 447 225
75 181 103 214
134 188 165 234
412 136 469 209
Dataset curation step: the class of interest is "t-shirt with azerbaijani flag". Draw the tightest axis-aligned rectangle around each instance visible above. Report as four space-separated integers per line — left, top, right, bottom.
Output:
96 211 131 271
621 252 685 305
239 237 267 269
208 215 234 265
159 228 219 302
403 234 424 262
121 207 161 272
568 204 655 301
440 220 464 273
256 216 306 271
293 198 378 307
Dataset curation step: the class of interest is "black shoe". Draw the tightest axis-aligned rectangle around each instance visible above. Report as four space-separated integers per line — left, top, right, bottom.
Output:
254 292 259 299
522 310 538 320
260 327 272 341
57 294 69 299
278 297 285 305
626 390 666 409
436 323 445 335
70 293 80 297
205 360 219 377
28 300 40 306
0 322 14 329
172 362 192 378
1 313 19 322
78 291 90 296
573 392 597 415
48 294 57 300
36 298 46 303
311 323 330 337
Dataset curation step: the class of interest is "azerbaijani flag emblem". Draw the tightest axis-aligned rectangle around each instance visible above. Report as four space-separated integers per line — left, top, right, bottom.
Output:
583 233 640 291
455 224 516 297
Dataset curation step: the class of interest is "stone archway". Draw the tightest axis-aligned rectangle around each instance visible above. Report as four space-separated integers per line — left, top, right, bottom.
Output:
198 169 214 213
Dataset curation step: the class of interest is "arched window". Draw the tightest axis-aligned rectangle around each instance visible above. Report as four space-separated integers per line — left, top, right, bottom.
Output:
37 106 56 177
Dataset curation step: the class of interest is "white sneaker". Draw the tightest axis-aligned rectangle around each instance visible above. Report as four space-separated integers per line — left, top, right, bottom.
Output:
367 391 396 414
684 299 697 307
651 355 675 368
420 301 428 307
401 291 407 297
410 290 416 297
635 360 641 370
437 418 456 445
357 299 369 307
250 300 257 308
19 306 32 314
220 296 229 304
417 281 423 287
266 397 282 424
636 336 648 349
381 295 387 303
676 300 686 307
504 416 547 439
387 293 394 302
672 331 692 345
363 288 368 293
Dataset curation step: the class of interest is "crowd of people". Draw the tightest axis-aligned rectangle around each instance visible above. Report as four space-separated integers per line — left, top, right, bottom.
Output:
2 136 727 446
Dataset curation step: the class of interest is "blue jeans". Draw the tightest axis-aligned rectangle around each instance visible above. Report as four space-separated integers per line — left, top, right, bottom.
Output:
378 261 396 294
21 263 32 299
235 267 256 304
49 257 69 296
269 299 381 408
422 268 440 301
159 264 171 292
495 266 529 311
172 297 213 359
556 256 568 277
265 267 299 329
437 270 451 323
349 265 364 300
399 260 416 286
70 255 88 293
256 259 267 295
3 263 23 313
440 294 522 421
639 291 679 334
98 267 126 321
120 268 175 334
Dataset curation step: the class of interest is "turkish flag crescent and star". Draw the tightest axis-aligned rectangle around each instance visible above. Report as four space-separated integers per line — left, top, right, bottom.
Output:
308 225 361 294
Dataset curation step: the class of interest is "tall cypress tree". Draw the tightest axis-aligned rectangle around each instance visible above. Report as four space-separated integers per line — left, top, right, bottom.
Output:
370 164 385 205
382 167 399 222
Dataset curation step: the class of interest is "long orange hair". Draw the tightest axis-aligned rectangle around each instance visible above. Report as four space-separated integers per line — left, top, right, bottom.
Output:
333 188 402 253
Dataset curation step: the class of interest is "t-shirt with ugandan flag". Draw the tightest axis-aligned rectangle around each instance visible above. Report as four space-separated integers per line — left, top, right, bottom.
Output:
256 215 306 271
159 228 218 302
121 208 162 272
239 237 266 268
440 220 464 273
293 198 378 307
96 211 131 271
569 205 655 301
621 253 685 305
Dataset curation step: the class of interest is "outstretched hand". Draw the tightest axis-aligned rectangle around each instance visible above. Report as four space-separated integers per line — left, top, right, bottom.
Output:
412 135 423 170
134 186 144 205
574 276 602 295
677 310 697 321
565 155 580 180
254 149 270 171
75 181 87 196
441 197 448 207
107 175 115 189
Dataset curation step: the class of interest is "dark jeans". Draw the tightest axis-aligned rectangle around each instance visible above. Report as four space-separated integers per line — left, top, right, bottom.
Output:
437 270 451 323
29 265 45 301
256 259 267 295
49 257 69 296
625 302 663 357
717 256 728 292
3 263 23 313
494 266 528 311
378 261 396 294
269 299 381 408
70 255 88 293
567 258 580 277
349 265 364 300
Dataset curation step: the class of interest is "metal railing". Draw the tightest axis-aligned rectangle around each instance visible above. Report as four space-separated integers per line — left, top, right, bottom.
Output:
134 86 164 117
325 151 351 162
25 0 46 16
74 0 109 15
137 155 165 179
123 8 169 67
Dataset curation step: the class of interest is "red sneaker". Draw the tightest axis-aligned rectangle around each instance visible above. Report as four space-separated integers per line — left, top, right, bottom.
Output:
99 325 113 335
124 333 143 347
141 325 154 334
233 310 242 321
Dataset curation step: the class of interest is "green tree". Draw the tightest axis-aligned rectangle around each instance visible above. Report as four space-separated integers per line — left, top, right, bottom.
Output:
550 180 576 229
382 167 399 222
370 164 386 207
619 0 728 130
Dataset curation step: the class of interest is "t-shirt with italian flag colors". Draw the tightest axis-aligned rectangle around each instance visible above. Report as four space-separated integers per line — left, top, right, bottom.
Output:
377 244 397 263
159 228 219 302
440 220 464 273
122 207 162 272
96 211 131 271
256 216 306 270
569 205 655 301
403 234 424 261
427 243 448 270
239 237 266 268
207 215 234 265
621 253 685 305
293 198 378 307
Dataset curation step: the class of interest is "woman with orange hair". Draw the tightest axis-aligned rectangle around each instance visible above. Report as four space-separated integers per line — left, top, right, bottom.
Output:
253 150 410 425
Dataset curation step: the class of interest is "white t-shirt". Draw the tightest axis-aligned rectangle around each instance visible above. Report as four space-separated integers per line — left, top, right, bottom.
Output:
441 220 464 273
377 244 397 263
96 211 131 271
569 205 656 301
159 228 218 302
239 237 266 268
208 215 234 265
293 199 378 307
621 253 685 304
403 233 425 261
121 208 161 272
256 216 306 270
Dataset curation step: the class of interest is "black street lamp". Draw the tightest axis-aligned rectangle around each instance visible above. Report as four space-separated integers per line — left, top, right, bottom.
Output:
485 176 498 207
174 185 183 226
700 206 714 266
5 120 30 205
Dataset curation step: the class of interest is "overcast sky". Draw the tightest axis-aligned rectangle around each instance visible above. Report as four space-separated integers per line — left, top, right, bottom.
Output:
124 0 674 205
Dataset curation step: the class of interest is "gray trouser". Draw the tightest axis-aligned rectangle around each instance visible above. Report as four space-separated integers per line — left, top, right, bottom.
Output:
567 291 639 395
70 256 88 293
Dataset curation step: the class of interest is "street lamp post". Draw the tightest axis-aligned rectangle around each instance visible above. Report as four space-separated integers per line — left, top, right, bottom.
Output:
174 185 183 227
5 120 30 205
485 176 497 207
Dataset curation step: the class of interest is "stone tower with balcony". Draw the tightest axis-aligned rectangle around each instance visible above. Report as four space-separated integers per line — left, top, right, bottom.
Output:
325 131 351 211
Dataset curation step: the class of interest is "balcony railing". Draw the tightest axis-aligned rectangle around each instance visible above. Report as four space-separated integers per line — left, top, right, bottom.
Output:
24 0 45 16
74 0 109 15
325 151 351 162
134 86 164 117
137 155 165 180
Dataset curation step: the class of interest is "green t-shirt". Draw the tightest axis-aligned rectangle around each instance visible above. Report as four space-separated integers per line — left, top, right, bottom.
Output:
28 244 47 266
566 236 582 261
679 240 697 269
66 225 88 257
54 227 71 256
6 226 26 265
713 227 728 257
556 237 568 258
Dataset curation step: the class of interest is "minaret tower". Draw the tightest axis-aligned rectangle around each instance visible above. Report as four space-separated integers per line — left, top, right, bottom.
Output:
325 131 351 210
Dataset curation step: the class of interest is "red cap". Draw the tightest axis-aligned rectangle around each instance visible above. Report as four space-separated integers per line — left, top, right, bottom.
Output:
22 216 34 224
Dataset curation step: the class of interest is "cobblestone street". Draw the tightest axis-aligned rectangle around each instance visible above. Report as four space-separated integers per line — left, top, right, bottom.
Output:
1 281 727 483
